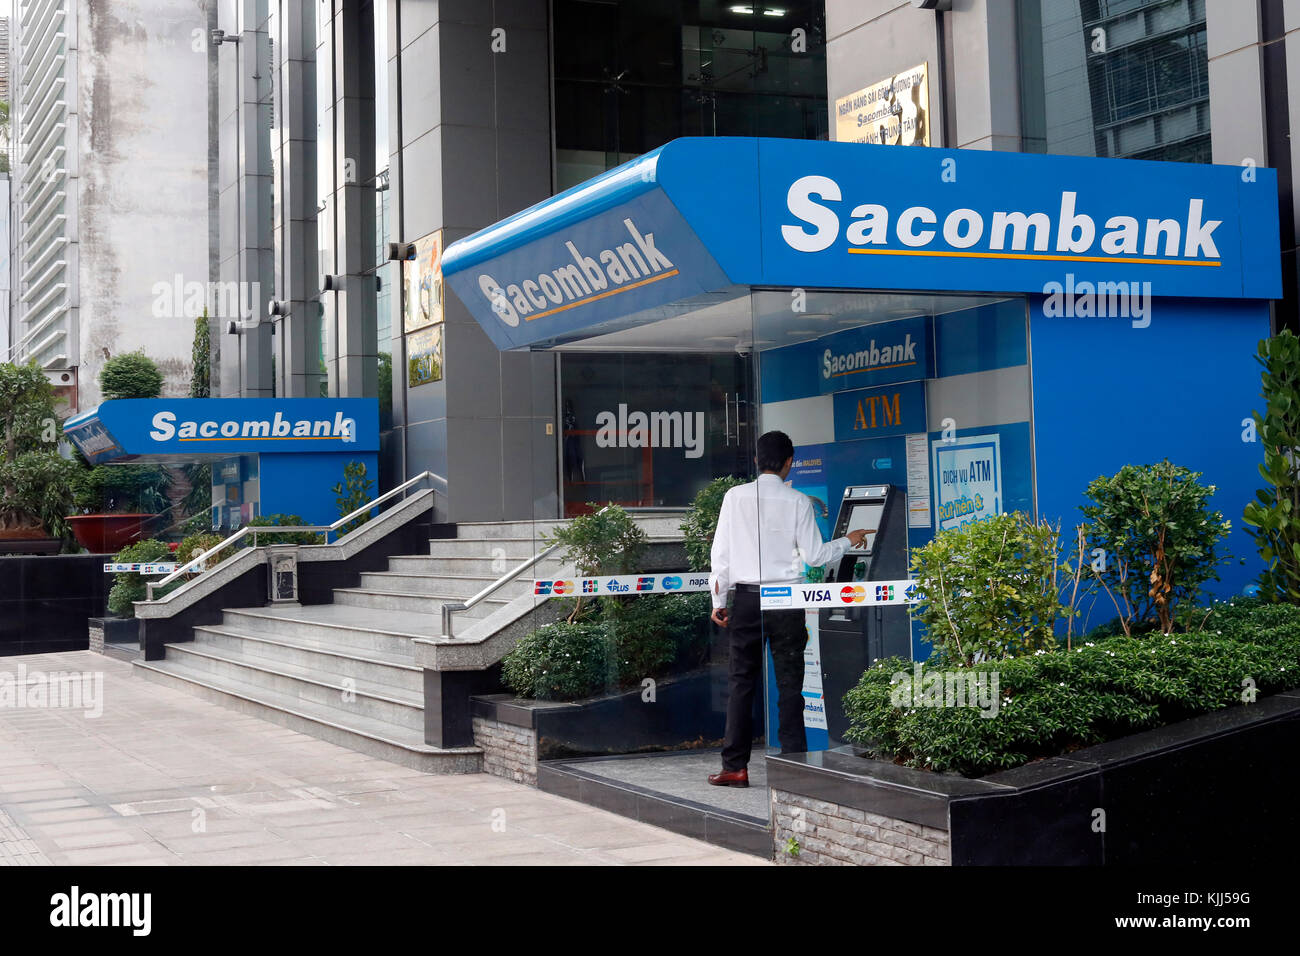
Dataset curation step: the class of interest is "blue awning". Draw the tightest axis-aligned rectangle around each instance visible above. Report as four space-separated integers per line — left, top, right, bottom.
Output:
442 137 1282 350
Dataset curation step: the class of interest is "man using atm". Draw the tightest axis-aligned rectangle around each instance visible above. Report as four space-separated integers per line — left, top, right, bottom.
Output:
706 431 873 788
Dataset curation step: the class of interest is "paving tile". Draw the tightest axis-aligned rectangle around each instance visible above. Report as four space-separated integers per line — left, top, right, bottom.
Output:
0 651 768 868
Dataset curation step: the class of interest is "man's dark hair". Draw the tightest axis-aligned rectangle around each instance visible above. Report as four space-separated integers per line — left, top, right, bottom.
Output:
755 431 794 473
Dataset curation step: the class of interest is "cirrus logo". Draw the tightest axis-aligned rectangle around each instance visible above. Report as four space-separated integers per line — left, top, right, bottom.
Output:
662 576 682 590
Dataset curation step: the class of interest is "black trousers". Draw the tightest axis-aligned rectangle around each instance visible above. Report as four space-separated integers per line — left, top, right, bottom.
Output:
721 588 808 771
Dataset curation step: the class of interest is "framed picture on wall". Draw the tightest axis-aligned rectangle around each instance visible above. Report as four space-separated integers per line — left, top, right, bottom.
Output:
403 231 444 333
407 324 444 387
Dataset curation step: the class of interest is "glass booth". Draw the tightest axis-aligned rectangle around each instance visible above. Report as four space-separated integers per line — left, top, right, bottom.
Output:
442 135 1278 777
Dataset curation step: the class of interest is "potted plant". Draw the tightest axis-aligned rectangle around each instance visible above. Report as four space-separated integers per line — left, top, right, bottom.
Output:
0 361 79 553
65 351 173 553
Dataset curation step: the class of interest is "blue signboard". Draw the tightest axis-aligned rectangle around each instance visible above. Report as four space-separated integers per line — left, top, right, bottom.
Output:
442 137 1281 349
818 315 930 394
65 398 379 461
833 380 926 442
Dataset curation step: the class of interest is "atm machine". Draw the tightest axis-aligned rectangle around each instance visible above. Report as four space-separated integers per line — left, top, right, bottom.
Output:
819 483 911 743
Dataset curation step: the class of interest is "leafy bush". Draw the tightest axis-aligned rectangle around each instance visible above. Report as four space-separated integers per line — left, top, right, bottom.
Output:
244 513 324 546
844 601 1300 776
0 361 77 539
107 538 174 617
1082 460 1230 634
332 460 375 535
72 463 172 515
1244 330 1300 602
909 511 1070 665
99 351 164 401
544 504 647 621
501 621 615 700
680 476 746 571
175 532 237 570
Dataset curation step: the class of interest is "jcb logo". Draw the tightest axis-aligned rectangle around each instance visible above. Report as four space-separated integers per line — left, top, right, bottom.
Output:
840 585 866 604
875 584 895 602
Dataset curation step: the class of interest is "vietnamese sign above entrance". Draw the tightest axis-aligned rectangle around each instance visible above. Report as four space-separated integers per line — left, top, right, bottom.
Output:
442 138 1281 350
833 62 930 147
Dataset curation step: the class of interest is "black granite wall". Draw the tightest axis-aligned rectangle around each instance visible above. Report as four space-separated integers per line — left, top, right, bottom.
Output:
0 555 112 656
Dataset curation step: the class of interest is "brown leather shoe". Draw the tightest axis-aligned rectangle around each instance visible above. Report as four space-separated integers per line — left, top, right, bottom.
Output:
707 768 749 788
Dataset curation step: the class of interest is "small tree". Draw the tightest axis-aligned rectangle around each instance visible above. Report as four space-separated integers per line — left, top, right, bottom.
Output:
680 476 746 571
190 311 211 398
100 351 163 401
544 504 647 622
909 511 1070 665
1082 461 1230 635
1243 330 1300 603
332 461 375 535
0 361 78 537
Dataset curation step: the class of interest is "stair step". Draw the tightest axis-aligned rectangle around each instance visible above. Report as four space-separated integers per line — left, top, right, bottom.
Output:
132 658 480 774
390 554 565 575
333 588 511 616
357 571 532 599
192 624 422 694
427 536 554 559
221 606 432 651
165 641 425 731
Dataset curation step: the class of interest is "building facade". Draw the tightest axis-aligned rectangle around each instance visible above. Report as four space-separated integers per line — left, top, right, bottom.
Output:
212 0 1295 526
5 0 213 410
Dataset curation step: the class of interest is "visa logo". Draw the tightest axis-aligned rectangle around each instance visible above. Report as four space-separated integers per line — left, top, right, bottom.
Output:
801 588 832 602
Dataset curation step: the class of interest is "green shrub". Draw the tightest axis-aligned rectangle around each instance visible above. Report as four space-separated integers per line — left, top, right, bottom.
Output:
1244 330 1300 602
1082 460 1230 635
332 460 375 535
72 463 172 514
176 532 237 570
244 513 324 546
680 476 746 571
0 361 77 540
501 621 615 701
844 601 1300 776
107 538 174 617
910 511 1070 665
543 504 647 622
99 350 164 401
605 600 679 685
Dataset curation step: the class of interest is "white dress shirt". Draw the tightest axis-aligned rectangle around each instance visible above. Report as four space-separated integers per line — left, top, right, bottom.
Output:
709 473 853 609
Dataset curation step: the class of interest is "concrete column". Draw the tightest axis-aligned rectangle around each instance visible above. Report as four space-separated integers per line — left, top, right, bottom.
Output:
273 0 321 397
217 0 274 396
391 0 556 521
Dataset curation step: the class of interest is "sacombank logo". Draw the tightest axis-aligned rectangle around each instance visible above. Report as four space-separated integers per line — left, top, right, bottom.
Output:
477 219 677 327
781 176 1223 266
149 411 356 443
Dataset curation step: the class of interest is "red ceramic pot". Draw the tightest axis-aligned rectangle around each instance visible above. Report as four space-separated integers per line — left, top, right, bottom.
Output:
66 514 155 554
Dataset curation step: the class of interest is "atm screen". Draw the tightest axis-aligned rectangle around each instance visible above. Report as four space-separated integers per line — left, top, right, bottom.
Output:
846 502 884 552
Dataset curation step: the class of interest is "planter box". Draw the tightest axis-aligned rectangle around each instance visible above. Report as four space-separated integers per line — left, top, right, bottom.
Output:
87 616 140 654
767 686 1300 865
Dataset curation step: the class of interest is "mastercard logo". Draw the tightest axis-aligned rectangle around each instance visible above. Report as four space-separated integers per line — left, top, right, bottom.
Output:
840 585 866 604
553 580 574 595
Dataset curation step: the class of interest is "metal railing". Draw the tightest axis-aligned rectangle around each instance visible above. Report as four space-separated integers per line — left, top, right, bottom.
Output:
439 504 611 640
145 470 447 602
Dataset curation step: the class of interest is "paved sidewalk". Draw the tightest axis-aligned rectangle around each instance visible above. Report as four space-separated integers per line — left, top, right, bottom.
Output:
0 652 768 866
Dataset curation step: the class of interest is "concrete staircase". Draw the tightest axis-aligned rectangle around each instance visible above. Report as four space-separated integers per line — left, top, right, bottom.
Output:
133 515 682 773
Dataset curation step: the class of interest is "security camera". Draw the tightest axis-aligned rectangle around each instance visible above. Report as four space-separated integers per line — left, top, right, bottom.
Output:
387 242 416 261
321 274 339 291
226 320 239 335
911 0 952 9
268 299 288 317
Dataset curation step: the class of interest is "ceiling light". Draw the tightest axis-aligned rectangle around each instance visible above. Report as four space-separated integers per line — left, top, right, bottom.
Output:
764 8 787 15
729 5 754 13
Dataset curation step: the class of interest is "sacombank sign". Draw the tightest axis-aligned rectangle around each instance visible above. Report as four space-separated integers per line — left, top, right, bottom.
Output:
149 410 357 443
780 176 1224 265
475 218 678 327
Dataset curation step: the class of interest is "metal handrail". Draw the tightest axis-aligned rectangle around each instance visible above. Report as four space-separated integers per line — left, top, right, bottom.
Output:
440 543 560 639
439 504 612 639
145 470 446 601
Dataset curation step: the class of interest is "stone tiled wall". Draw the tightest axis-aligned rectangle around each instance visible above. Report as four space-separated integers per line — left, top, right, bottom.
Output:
88 622 105 655
771 789 950 866
472 716 538 787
